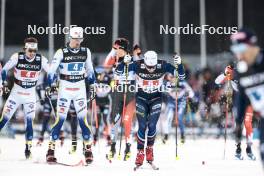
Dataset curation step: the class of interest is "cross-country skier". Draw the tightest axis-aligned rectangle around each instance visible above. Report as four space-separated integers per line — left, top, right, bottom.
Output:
162 72 195 144
230 28 264 166
0 37 49 159
93 66 112 145
115 51 185 167
45 27 96 164
215 64 256 160
133 44 142 61
104 38 135 161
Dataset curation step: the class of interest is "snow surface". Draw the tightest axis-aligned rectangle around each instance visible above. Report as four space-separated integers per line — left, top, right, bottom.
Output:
0 135 263 176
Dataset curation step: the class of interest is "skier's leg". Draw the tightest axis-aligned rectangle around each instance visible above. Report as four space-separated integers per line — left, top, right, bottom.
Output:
38 100 51 144
146 97 162 162
108 90 123 157
162 97 174 143
124 98 135 144
123 97 135 160
0 94 20 130
136 97 149 149
244 106 253 146
178 98 186 143
74 89 93 164
69 102 78 153
135 96 149 166
46 95 71 162
23 101 36 158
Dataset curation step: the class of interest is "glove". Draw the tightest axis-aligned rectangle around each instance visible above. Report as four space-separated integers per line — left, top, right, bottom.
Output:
2 81 10 96
224 65 234 78
39 99 45 105
124 54 132 64
173 54 182 65
45 85 58 99
89 84 97 101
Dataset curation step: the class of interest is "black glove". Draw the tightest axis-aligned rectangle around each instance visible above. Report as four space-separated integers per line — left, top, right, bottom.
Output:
2 81 10 96
89 84 96 101
45 85 58 99
39 99 45 105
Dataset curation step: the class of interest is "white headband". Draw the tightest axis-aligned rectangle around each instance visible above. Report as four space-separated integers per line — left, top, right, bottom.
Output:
25 42 38 50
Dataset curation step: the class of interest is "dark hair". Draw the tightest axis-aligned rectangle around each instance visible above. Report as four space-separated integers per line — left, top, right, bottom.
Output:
24 37 38 44
114 38 129 51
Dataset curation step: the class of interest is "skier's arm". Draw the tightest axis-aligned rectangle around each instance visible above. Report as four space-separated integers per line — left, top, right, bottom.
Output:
41 56 50 73
164 62 185 80
48 49 63 85
115 61 136 75
1 53 19 82
215 73 226 85
85 48 96 85
184 81 195 99
103 48 116 68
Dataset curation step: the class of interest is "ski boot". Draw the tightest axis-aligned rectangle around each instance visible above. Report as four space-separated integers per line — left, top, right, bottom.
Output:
107 142 116 159
124 143 131 161
25 141 32 159
180 134 185 144
135 149 145 166
69 137 77 154
36 136 44 146
146 146 154 163
83 142 93 164
235 142 243 160
46 141 57 163
162 134 168 144
246 146 256 160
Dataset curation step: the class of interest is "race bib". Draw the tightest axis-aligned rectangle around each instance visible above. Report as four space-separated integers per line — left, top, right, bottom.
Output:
67 63 84 72
20 70 38 78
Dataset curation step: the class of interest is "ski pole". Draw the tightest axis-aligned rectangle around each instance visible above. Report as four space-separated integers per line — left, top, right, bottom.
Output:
224 73 232 159
174 61 179 160
118 64 128 160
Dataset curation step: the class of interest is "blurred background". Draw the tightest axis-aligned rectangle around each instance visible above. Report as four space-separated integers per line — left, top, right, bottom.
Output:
0 0 263 142
0 0 263 69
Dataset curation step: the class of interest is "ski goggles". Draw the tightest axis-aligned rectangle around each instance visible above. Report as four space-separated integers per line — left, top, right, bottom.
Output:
25 42 38 50
28 49 37 53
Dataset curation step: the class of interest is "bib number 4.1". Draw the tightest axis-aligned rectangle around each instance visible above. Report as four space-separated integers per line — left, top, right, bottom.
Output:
68 63 84 71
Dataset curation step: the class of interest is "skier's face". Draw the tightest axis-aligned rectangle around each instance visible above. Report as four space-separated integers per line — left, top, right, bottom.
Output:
25 48 37 60
116 48 126 58
235 46 259 66
69 38 83 48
